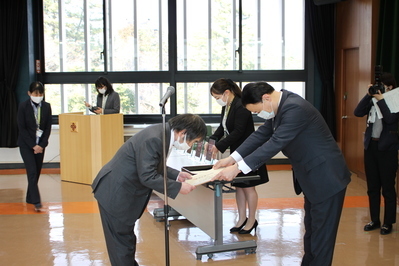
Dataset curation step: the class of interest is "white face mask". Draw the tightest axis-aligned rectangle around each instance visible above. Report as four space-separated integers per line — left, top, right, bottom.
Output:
257 101 275 120
173 134 191 150
98 88 106 94
31 96 43 104
216 93 227 106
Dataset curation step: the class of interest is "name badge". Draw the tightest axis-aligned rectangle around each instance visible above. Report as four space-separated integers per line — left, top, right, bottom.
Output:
36 129 43 138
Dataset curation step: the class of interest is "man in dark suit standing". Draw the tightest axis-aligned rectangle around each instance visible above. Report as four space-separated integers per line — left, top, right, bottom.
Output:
92 114 207 266
213 82 351 266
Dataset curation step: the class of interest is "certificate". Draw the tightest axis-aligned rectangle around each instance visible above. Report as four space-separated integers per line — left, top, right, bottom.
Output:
185 168 224 186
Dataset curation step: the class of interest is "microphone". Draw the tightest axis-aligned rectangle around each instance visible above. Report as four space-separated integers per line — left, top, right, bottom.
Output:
159 86 176 107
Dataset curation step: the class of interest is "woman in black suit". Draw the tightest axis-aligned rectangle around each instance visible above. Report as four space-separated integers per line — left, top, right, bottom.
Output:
17 81 52 211
209 78 268 234
84 76 120 114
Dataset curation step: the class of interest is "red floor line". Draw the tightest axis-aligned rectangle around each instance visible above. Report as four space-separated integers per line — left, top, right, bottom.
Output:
0 195 370 215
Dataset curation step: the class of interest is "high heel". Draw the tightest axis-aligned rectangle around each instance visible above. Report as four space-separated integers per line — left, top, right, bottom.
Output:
230 218 248 233
239 219 258 234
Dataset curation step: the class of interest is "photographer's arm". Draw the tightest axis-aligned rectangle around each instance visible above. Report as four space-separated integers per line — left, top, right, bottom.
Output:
354 88 373 117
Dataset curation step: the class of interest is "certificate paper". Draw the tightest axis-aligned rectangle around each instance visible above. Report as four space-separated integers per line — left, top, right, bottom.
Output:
185 168 224 186
383 87 399 113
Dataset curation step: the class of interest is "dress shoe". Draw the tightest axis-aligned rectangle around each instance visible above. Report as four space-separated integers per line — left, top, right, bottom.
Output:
230 218 248 233
364 221 380 231
239 219 258 234
380 224 392 235
34 203 42 212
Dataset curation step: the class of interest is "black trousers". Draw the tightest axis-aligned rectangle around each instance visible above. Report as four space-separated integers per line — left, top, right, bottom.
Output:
98 203 139 266
19 146 45 205
364 140 397 224
301 188 346 266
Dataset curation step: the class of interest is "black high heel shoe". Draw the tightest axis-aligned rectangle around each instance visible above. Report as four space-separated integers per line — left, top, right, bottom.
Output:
239 219 258 234
230 218 248 233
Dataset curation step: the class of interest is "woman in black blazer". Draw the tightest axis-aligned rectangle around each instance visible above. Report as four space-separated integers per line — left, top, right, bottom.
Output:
209 78 268 234
84 76 120 114
17 81 52 211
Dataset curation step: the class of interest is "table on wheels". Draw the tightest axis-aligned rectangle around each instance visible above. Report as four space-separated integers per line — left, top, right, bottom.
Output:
153 150 258 260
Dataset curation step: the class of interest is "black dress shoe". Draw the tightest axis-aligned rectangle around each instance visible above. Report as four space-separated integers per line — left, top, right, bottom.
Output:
230 218 248 233
34 203 42 212
364 221 380 231
380 224 392 235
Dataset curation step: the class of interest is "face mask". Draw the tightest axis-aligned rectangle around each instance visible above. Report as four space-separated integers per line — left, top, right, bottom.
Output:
173 134 191 150
257 101 275 120
98 88 106 94
31 96 43 104
216 93 227 106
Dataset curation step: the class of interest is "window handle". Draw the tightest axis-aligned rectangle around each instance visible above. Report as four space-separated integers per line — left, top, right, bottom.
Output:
235 47 240 58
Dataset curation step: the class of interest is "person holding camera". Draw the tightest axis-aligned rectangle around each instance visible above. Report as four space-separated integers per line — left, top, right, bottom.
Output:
354 72 398 235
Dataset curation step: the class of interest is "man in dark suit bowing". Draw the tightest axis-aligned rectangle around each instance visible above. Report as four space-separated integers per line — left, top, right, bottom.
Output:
92 114 207 266
213 82 351 266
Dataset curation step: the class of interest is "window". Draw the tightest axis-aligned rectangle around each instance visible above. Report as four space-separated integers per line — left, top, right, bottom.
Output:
41 0 306 121
242 0 304 70
176 0 304 71
43 0 104 72
46 83 171 115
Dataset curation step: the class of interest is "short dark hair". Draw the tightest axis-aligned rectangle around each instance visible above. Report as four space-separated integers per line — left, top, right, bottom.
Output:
241 82 275 106
381 72 397 88
168 114 207 142
29 81 44 94
210 78 242 98
95 76 114 96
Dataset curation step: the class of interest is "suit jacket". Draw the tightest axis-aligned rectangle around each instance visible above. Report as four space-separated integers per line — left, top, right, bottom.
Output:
354 94 399 151
236 90 351 203
211 96 255 153
92 123 181 226
17 99 52 149
91 91 120 114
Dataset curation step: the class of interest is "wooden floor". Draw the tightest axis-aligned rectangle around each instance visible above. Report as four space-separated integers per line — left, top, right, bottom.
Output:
0 170 398 266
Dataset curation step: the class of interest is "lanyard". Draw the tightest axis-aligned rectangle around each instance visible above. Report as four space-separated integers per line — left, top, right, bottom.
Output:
102 95 109 114
222 97 234 136
36 106 41 126
31 102 41 127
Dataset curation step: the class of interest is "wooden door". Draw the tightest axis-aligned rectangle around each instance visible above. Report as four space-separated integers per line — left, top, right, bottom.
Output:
341 48 366 178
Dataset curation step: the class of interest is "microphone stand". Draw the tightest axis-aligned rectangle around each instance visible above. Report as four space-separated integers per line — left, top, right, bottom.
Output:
161 104 170 266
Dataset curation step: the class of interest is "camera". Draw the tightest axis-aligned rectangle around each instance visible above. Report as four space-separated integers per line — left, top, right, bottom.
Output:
368 65 385 95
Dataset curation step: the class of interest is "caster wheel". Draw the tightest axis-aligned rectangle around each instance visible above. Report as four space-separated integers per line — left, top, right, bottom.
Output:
207 253 214 259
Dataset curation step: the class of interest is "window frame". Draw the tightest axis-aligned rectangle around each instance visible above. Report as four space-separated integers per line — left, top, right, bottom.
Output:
37 0 314 125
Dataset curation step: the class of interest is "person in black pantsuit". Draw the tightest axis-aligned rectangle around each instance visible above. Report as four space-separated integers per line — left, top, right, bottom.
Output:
208 78 268 234
354 72 398 235
17 81 52 212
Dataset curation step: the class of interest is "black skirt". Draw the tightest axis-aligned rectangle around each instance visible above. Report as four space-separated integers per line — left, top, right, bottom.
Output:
232 164 269 188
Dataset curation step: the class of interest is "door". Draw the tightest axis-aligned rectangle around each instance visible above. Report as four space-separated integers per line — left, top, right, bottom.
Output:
341 48 365 178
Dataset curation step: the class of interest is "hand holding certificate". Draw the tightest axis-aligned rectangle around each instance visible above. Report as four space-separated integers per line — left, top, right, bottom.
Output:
185 168 224 186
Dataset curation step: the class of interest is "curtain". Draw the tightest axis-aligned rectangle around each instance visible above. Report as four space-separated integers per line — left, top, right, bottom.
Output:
305 0 337 138
376 0 399 79
0 1 26 147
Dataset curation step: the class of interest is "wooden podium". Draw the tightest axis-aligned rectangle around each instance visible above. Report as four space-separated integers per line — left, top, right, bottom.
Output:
59 112 124 184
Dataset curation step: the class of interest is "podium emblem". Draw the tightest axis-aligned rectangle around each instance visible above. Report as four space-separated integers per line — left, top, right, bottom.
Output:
70 122 78 132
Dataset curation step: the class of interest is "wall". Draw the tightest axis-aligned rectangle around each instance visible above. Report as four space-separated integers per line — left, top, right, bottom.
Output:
335 0 380 179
